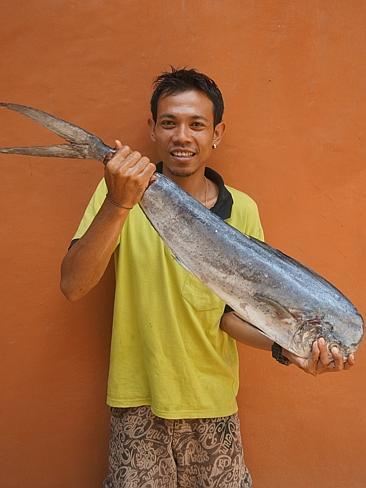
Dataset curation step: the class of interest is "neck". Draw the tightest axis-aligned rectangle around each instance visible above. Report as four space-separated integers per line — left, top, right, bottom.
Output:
162 166 207 200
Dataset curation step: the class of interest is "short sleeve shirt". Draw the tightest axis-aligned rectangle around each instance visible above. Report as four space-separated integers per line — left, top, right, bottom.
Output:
73 165 264 419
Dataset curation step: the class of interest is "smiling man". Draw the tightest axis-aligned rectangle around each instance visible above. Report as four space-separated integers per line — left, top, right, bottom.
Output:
61 67 352 488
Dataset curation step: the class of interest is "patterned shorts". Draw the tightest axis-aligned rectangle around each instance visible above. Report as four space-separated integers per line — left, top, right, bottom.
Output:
103 406 252 488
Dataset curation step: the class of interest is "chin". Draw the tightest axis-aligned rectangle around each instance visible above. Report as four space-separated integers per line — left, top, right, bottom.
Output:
164 159 202 178
168 167 198 177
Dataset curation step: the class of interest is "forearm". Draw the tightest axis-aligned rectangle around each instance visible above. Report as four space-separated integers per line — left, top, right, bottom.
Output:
60 198 129 301
220 312 356 375
61 141 156 301
220 312 273 351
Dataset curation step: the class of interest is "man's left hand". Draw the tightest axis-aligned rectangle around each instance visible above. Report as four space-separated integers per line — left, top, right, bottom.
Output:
284 338 355 375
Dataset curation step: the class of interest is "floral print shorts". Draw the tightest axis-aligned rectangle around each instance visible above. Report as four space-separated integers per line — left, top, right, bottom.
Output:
103 406 252 488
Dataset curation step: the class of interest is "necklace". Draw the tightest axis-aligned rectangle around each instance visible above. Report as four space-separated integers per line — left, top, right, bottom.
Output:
203 177 208 208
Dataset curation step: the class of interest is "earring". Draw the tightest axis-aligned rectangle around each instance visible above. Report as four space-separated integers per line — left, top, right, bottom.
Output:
212 143 217 149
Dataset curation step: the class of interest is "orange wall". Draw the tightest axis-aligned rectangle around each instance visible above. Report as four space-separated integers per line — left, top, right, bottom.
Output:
1 2 365 487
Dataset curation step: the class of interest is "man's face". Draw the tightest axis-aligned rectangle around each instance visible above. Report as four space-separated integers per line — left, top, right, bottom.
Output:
149 90 224 178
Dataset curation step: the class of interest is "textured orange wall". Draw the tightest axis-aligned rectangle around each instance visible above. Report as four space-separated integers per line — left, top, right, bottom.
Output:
1 2 365 487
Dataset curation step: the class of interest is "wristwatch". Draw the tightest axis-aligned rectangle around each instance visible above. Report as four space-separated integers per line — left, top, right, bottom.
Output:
271 342 290 366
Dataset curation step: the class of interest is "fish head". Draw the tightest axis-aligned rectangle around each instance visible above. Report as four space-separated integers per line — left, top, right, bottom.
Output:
250 294 364 359
322 311 364 358
290 310 364 359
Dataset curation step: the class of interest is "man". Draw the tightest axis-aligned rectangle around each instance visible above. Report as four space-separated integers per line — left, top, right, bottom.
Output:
61 68 354 487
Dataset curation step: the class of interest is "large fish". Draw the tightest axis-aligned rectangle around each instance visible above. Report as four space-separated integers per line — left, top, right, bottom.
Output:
141 175 364 358
1 103 363 358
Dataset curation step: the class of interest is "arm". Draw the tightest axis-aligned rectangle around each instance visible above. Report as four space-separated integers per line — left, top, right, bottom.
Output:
60 199 129 301
220 313 355 375
60 140 156 301
220 311 272 351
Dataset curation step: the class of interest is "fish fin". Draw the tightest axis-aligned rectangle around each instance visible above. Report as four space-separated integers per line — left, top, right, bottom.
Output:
0 102 112 161
0 143 89 159
0 102 95 143
254 294 295 321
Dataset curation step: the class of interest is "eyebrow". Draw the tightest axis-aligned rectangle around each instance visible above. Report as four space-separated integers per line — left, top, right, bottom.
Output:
158 113 209 122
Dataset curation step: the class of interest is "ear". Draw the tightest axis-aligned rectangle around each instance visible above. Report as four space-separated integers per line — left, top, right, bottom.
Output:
148 118 156 142
213 121 225 148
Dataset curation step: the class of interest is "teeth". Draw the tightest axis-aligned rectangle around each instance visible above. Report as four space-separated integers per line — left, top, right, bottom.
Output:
172 151 195 157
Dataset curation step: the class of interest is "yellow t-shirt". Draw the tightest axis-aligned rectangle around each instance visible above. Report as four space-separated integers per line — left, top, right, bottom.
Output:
73 169 264 419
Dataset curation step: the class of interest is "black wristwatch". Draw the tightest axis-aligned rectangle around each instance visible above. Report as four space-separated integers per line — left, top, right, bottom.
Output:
271 342 290 366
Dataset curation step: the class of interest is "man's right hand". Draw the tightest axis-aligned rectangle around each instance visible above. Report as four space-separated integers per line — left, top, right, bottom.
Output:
105 140 156 209
61 140 156 301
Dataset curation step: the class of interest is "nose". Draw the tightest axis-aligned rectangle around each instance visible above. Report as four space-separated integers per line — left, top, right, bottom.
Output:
172 123 192 145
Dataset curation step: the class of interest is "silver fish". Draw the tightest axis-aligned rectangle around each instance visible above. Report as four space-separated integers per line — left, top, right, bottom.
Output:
140 174 364 358
1 103 363 358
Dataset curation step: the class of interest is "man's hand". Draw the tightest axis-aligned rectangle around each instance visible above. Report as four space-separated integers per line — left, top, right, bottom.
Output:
105 140 156 209
284 338 355 375
61 140 156 301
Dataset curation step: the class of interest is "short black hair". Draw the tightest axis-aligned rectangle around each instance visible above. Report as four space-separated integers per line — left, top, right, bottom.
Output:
150 67 224 126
